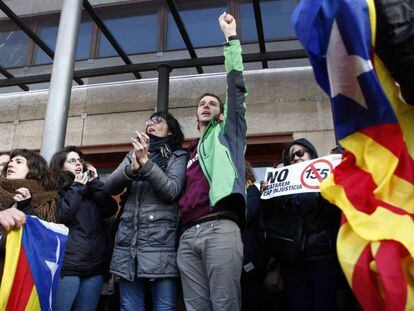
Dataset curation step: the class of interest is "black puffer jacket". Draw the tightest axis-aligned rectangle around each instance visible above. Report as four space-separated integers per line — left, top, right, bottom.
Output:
263 139 341 261
56 178 118 277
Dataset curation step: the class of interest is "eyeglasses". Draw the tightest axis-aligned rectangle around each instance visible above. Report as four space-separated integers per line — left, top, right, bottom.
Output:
145 116 164 127
291 149 308 160
65 158 84 165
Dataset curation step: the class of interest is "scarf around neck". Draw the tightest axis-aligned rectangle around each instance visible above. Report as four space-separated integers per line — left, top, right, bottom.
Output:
148 133 179 171
0 177 57 222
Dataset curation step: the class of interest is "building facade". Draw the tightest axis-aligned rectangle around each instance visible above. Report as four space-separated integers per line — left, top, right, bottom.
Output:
0 0 336 179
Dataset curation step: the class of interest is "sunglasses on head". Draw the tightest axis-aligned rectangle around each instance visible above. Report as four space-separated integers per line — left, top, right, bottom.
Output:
145 116 164 127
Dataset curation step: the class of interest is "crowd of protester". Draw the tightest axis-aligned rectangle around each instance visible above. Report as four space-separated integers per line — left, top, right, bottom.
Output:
0 13 361 311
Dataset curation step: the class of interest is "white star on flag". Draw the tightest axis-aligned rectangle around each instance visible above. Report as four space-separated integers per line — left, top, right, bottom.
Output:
326 20 373 109
45 236 61 310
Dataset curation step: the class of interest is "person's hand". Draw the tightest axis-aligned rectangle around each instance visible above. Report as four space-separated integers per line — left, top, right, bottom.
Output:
219 12 237 38
13 187 31 202
131 131 150 166
260 181 268 193
84 163 98 181
0 207 26 232
130 149 141 173
74 172 89 185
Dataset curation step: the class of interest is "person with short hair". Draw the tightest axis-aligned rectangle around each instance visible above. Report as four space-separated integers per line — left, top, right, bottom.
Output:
177 12 247 311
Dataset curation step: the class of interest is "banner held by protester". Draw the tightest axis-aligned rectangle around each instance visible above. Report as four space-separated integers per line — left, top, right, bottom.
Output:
261 154 342 199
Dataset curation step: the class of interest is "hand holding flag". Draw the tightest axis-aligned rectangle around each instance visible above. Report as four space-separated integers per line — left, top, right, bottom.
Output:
0 216 68 311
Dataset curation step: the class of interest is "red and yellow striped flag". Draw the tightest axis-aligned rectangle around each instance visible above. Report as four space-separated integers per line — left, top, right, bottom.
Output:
292 0 414 310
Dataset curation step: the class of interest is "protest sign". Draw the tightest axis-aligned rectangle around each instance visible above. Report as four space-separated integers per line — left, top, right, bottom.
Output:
261 154 342 199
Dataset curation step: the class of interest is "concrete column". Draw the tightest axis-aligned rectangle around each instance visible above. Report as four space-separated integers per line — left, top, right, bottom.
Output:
40 0 83 162
156 65 172 112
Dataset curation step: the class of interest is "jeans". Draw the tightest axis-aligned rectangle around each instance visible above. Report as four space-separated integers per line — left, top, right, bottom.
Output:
54 274 104 311
119 277 178 311
177 219 243 311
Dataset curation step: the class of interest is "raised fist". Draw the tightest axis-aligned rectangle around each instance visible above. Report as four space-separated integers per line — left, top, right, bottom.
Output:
219 12 237 38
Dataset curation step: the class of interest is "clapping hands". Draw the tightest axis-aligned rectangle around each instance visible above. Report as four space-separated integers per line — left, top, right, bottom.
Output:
131 131 150 172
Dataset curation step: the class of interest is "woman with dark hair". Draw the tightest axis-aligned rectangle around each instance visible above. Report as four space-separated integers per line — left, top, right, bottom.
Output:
263 138 341 311
50 146 117 311
0 149 58 279
0 149 57 220
105 111 187 311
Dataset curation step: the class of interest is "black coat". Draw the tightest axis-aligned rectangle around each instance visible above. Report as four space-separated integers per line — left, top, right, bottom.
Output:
263 192 340 259
263 138 341 262
242 185 267 283
56 178 117 277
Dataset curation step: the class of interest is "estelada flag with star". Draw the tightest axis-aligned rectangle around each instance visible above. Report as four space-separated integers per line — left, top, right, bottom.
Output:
292 0 414 310
0 216 68 311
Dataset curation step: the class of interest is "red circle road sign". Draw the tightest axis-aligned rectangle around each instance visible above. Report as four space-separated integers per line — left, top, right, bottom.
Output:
300 159 334 189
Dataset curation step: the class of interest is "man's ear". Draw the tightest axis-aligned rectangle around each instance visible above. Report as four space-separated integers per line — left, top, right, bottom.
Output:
217 113 224 123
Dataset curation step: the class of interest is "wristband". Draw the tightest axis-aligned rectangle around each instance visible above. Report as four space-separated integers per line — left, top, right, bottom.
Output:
226 35 239 42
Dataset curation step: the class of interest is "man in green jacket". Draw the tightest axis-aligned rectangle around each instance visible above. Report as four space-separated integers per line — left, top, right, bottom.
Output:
177 12 247 311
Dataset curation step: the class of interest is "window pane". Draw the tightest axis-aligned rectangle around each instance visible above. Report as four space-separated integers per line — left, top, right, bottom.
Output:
167 4 227 50
0 30 28 68
35 22 92 65
240 0 296 41
98 14 158 57
262 0 296 39
239 2 257 41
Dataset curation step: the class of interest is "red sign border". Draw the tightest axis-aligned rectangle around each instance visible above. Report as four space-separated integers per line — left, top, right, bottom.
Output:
300 159 334 189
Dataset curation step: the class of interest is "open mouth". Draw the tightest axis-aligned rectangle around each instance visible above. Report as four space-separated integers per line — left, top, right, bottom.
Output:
148 127 155 133
7 169 14 175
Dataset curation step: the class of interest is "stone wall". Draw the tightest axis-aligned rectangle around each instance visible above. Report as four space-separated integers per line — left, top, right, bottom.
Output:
0 66 336 155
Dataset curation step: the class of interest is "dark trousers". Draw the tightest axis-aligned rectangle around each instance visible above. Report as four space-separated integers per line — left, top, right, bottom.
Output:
282 258 339 311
